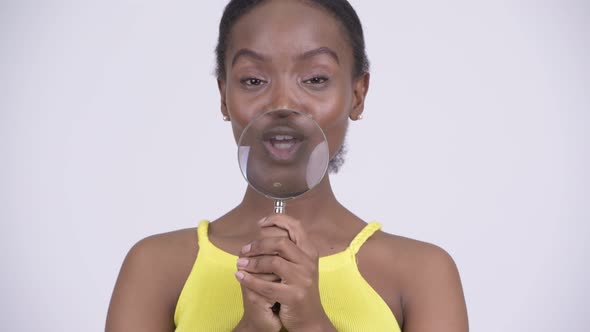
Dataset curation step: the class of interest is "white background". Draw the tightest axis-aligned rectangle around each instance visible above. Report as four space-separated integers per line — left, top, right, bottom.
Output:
1 1 588 331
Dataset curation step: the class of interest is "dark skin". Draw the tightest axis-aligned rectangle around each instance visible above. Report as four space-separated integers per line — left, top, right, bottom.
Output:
106 1 468 331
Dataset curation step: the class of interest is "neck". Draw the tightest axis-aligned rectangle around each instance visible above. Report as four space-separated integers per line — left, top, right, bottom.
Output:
231 175 344 231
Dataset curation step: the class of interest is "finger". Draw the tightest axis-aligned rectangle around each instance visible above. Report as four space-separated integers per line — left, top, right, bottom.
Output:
237 255 298 280
236 273 276 308
258 224 289 239
236 256 282 282
235 270 290 303
258 215 303 244
259 215 318 259
241 236 308 264
253 272 281 282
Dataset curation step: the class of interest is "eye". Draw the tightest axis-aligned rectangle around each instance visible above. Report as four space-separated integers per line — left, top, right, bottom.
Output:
240 77 266 87
303 76 329 85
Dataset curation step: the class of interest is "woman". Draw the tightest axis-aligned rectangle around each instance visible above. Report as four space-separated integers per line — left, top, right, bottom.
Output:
106 0 469 331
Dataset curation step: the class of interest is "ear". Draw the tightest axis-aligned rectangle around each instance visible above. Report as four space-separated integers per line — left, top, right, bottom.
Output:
350 73 370 120
217 79 229 120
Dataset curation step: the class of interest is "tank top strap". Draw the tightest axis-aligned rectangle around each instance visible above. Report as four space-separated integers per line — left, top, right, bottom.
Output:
349 222 382 254
197 220 211 247
196 220 239 263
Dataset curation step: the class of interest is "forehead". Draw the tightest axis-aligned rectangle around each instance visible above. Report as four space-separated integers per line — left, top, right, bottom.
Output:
227 0 351 63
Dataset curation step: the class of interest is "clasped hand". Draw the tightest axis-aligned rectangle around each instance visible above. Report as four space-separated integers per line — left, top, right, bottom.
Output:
234 214 336 332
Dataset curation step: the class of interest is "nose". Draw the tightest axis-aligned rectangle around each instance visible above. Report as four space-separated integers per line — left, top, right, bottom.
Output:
266 79 301 114
271 108 298 118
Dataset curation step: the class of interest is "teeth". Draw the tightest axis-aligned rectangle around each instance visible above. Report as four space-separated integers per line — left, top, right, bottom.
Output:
274 143 294 149
273 135 293 141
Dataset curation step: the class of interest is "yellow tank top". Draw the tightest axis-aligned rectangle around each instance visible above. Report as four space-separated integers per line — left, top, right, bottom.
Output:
174 220 401 331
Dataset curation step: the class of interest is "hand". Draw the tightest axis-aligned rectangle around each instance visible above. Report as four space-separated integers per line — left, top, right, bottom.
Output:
234 222 290 332
235 214 337 332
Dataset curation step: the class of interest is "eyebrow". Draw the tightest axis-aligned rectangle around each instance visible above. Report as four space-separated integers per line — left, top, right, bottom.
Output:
231 48 268 67
231 47 340 67
297 47 340 64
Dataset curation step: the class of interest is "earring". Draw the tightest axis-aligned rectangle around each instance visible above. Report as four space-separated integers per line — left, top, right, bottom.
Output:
223 115 230 121
356 114 364 120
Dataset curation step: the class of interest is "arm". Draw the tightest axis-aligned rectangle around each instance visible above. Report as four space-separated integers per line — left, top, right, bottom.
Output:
106 234 191 332
402 244 469 332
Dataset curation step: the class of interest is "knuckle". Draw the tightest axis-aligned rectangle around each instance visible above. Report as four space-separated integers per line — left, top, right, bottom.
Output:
277 228 289 238
301 276 313 288
277 237 289 248
261 285 274 297
246 241 256 254
251 258 260 269
308 262 318 274
270 256 282 269
305 245 319 259
250 241 263 255
246 295 267 308
244 290 257 302
252 297 267 307
293 289 305 303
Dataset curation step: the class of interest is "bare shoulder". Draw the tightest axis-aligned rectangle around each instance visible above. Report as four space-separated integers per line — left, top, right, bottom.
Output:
371 230 459 276
364 229 469 331
106 227 199 332
128 227 199 270
121 227 199 294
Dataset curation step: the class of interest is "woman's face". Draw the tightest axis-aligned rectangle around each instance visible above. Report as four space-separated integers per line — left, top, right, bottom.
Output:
218 0 369 161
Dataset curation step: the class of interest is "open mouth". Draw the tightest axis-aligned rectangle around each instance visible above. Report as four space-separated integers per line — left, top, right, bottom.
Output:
261 127 305 162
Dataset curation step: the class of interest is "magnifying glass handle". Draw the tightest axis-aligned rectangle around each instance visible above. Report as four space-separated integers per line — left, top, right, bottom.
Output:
274 200 285 214
271 199 285 314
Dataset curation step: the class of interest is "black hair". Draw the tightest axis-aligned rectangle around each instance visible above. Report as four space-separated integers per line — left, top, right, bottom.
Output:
215 0 370 80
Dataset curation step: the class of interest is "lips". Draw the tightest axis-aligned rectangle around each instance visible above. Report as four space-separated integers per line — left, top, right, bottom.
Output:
261 127 304 162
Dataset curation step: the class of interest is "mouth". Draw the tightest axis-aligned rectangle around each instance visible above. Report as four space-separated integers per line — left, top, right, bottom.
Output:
261 127 305 162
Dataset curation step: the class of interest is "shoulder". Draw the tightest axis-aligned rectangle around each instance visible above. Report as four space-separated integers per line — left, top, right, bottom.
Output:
120 227 200 300
368 230 463 295
106 227 199 331
127 227 199 270
374 230 459 277
366 229 469 331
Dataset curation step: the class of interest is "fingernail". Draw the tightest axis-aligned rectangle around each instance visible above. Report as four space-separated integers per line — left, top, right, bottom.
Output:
241 243 251 254
237 258 249 267
258 217 267 225
235 271 245 280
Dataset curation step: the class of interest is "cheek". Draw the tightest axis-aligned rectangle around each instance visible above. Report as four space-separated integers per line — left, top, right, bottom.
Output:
322 115 349 161
226 88 265 144
230 122 244 145
313 89 352 160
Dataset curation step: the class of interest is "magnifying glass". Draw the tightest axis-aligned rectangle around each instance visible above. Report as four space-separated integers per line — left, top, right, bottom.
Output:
237 109 329 313
237 109 329 213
